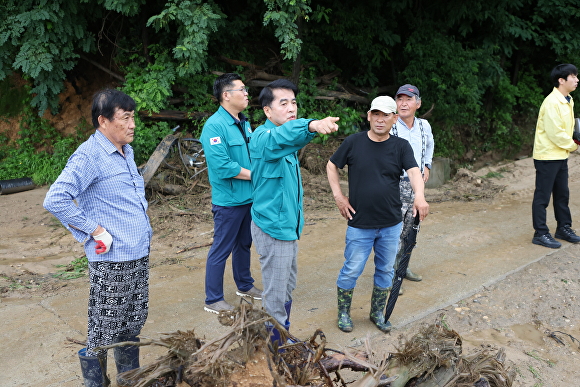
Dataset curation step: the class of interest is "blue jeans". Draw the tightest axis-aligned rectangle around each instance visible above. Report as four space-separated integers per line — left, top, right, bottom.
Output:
337 223 403 290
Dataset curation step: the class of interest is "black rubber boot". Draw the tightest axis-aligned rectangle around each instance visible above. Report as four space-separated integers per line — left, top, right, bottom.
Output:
78 348 110 387
337 287 354 332
369 285 392 332
114 335 140 387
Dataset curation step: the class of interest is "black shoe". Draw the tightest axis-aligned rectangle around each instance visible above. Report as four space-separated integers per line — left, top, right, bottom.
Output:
554 225 580 243
532 233 562 249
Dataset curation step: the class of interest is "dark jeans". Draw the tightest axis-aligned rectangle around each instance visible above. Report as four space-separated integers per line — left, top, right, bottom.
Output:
532 159 572 235
205 203 253 304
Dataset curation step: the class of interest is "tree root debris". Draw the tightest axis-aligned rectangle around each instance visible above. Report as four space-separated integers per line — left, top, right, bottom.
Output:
98 303 516 387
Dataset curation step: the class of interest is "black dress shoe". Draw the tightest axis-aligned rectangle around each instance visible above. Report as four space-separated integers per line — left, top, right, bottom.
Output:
554 225 580 243
532 233 561 249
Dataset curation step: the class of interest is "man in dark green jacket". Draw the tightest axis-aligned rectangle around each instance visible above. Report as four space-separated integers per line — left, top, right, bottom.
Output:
200 73 261 314
249 79 339 344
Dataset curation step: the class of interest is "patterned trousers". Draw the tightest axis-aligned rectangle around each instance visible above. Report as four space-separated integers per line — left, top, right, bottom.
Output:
86 256 149 356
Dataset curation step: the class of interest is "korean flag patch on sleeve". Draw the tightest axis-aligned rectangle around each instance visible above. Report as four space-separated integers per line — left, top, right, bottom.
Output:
210 136 222 145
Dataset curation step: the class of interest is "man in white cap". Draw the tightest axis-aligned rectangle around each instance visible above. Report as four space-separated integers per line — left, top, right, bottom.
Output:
327 96 429 333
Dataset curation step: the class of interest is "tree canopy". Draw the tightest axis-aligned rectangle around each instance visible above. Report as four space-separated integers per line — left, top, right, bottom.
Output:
2 0 580 164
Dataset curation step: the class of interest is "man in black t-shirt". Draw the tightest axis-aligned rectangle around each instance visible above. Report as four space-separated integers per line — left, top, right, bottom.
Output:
326 96 429 333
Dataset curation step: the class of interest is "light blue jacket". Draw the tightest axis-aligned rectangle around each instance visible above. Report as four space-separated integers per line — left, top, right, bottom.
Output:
200 106 253 206
249 118 315 241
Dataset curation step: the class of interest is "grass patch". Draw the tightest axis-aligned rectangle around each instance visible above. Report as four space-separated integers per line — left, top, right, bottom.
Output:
525 350 555 367
54 256 89 280
0 273 38 292
482 171 504 179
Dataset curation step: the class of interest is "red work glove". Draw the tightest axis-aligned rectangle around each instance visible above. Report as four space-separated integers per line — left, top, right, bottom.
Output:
93 228 113 254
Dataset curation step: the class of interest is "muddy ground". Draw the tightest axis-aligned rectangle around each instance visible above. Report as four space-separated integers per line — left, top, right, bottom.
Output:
1 152 580 386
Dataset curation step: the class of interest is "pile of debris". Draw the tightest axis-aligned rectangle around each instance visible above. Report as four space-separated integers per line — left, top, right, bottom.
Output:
103 302 515 387
426 168 506 203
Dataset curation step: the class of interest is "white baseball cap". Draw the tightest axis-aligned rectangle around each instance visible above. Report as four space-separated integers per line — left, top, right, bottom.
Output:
368 96 397 114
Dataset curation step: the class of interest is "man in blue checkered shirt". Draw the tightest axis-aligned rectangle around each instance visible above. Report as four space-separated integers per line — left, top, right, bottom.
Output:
44 89 152 387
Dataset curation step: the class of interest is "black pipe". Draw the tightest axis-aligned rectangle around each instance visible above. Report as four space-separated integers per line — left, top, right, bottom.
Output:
0 177 35 195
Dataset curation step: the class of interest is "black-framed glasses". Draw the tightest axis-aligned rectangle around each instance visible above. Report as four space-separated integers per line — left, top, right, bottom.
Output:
225 86 249 94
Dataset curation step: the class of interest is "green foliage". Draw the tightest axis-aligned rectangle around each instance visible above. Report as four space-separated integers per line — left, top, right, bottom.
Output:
31 136 85 184
0 273 35 291
0 136 81 184
4 0 580 167
122 52 176 113
263 0 312 61
148 0 225 77
402 30 489 128
297 69 364 143
17 105 62 149
179 72 217 113
131 118 174 166
0 102 87 184
54 256 89 279
304 1 399 86
0 0 94 114
481 171 504 179
86 0 145 16
0 75 28 117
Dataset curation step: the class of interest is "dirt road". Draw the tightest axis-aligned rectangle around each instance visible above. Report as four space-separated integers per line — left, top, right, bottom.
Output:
2 154 580 386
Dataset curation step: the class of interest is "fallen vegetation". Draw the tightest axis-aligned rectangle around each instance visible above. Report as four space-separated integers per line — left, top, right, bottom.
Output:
98 302 515 387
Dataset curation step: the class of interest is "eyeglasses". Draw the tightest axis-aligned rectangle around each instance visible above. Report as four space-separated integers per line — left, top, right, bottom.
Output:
225 86 249 94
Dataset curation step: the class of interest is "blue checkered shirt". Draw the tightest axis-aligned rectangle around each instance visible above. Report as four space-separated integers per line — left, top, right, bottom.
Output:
44 130 152 262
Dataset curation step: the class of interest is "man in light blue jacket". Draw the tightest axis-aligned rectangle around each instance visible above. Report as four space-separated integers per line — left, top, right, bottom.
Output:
200 73 261 314
250 79 339 344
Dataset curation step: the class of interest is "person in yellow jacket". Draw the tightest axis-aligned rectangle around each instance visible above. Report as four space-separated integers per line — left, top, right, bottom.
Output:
532 63 580 248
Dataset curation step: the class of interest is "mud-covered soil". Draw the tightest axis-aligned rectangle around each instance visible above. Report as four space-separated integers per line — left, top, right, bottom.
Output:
2 149 580 386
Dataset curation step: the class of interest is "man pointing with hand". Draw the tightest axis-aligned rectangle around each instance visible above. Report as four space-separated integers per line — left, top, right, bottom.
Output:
249 79 339 344
44 89 152 387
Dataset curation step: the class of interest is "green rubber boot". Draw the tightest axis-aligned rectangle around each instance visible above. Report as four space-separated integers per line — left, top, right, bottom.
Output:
369 285 392 332
337 287 354 332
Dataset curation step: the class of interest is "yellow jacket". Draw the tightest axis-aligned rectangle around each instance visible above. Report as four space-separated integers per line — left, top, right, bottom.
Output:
533 87 577 160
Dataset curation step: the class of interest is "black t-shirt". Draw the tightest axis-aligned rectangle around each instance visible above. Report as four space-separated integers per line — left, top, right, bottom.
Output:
329 131 418 229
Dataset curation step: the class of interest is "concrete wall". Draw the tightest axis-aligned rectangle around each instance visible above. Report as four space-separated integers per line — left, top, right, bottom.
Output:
425 157 451 188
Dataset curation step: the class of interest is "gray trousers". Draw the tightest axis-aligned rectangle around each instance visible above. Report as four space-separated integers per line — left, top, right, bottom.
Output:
251 221 298 326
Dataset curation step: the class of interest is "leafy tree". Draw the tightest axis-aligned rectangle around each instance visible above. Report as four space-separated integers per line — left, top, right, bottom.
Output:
263 0 312 61
0 0 94 113
4 0 580 170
